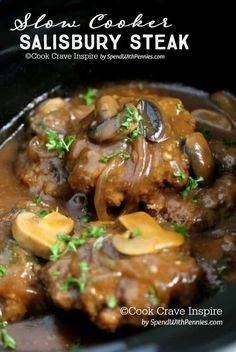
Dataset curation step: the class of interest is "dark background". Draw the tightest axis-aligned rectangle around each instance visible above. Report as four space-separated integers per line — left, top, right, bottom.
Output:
0 0 235 122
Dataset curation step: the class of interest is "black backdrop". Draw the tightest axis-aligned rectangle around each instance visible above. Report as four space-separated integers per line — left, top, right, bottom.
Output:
0 0 235 123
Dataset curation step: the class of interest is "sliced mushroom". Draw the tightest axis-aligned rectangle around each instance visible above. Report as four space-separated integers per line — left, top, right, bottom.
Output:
192 109 232 132
137 100 172 142
95 95 120 120
185 132 215 185
88 104 138 143
12 211 74 259
112 212 184 255
210 91 236 128
88 116 122 143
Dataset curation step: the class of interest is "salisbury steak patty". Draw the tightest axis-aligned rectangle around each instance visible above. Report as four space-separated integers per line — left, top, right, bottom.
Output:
41 233 201 331
146 173 236 231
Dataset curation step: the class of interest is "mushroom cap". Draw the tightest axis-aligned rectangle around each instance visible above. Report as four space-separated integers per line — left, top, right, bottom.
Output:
12 211 74 259
112 212 184 256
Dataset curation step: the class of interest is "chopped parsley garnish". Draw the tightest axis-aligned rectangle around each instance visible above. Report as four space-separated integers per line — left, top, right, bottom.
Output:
192 195 198 204
49 233 76 262
127 128 142 143
79 261 89 273
46 130 76 158
201 128 210 141
173 171 186 180
0 265 8 278
180 176 204 198
49 225 108 261
49 243 62 262
60 276 86 292
0 321 16 350
51 271 61 277
176 102 184 115
131 228 141 238
119 105 143 144
60 261 89 292
99 149 130 163
222 138 236 147
84 225 108 238
57 233 71 242
33 195 41 205
38 210 50 218
80 213 92 223
216 264 228 274
173 224 189 238
69 340 81 351
107 296 117 309
38 208 60 219
120 105 143 130
147 287 159 305
81 88 97 105
138 82 144 90
178 134 185 141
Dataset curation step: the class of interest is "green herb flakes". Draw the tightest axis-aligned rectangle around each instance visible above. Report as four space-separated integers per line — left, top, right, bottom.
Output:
33 195 41 205
69 340 81 351
147 287 159 305
216 264 228 274
131 229 141 238
0 321 16 350
60 262 89 293
49 225 108 261
107 296 117 309
173 171 186 180
0 265 8 278
176 102 184 115
173 224 189 238
120 105 143 130
38 210 50 218
99 149 130 163
138 82 144 90
180 176 204 198
60 276 86 293
46 130 76 158
51 271 61 277
127 128 142 143
81 88 97 105
201 128 210 141
79 261 89 274
80 213 91 223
